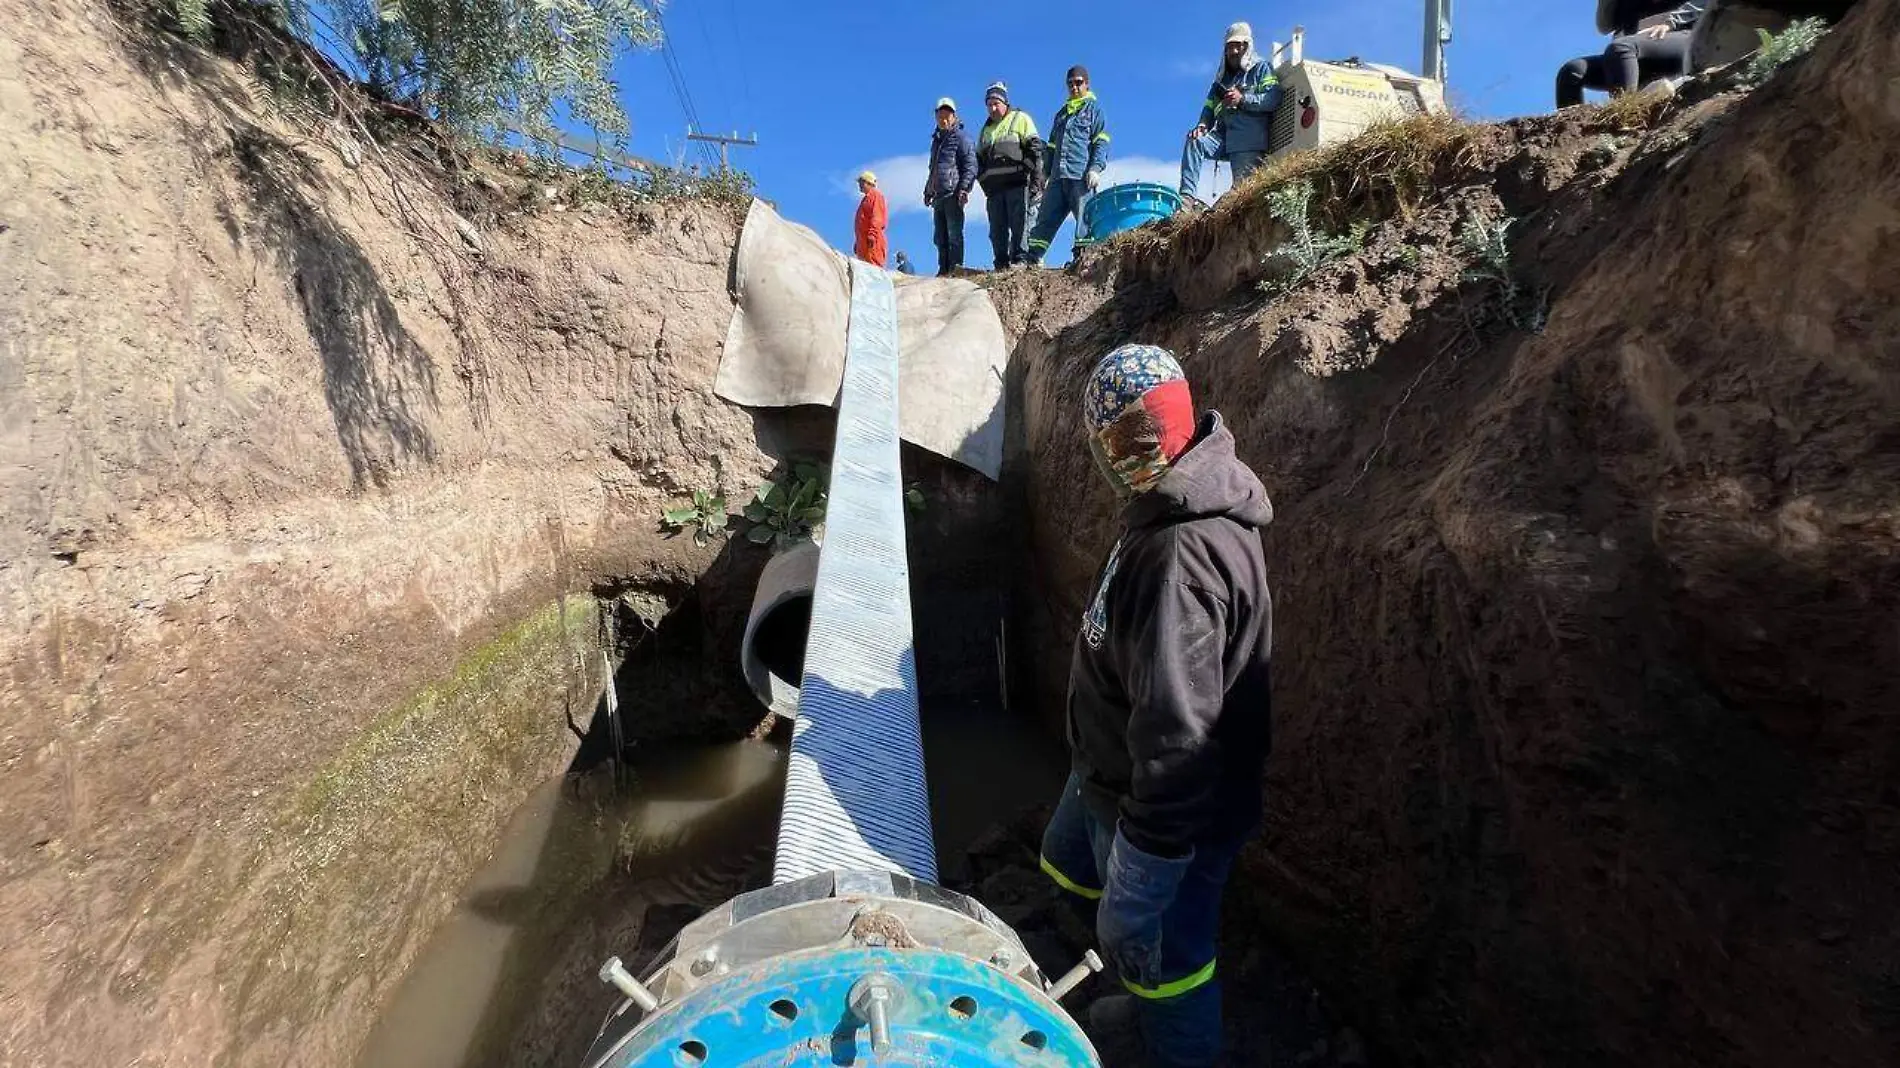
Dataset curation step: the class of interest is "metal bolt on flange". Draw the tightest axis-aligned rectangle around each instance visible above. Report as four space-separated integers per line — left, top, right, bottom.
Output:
598 956 660 1012
1046 949 1103 1002
848 973 904 1054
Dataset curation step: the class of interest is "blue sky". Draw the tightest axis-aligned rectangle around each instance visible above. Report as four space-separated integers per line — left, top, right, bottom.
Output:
606 0 1605 267
591 1 1604 265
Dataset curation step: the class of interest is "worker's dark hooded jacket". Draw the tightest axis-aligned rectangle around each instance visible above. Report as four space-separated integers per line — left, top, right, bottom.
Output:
1067 411 1274 859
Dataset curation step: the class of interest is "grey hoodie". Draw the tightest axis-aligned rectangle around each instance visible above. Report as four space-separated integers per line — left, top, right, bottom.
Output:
1067 411 1275 858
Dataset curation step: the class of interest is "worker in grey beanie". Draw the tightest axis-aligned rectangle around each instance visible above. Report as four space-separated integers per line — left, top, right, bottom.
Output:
976 80 1046 269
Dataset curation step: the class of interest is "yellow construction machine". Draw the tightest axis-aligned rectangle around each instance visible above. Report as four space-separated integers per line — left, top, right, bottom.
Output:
1262 0 1452 162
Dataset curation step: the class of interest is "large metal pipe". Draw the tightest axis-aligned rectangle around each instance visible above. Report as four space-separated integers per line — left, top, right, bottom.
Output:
772 262 936 886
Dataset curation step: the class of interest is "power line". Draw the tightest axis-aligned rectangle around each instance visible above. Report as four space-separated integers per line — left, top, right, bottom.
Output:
654 10 720 170
692 1 724 112
723 0 754 115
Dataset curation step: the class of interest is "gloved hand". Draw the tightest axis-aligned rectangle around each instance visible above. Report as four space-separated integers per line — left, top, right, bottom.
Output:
1096 824 1193 989
1085 170 1101 193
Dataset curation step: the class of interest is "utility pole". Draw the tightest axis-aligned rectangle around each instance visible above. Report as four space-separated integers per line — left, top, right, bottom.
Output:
686 129 760 171
1421 0 1452 84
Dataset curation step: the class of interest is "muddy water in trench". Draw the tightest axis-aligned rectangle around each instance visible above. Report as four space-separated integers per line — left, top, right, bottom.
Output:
356 705 1065 1068
354 739 784 1068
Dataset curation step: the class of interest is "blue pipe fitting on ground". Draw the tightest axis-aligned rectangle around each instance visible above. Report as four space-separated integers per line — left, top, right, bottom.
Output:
596 947 1092 1067
581 871 1099 1068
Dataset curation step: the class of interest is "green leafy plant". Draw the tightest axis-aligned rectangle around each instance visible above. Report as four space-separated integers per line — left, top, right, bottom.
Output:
661 489 728 546
1258 180 1370 298
1739 18 1830 89
1458 214 1548 334
1581 134 1624 171
173 0 214 39
745 461 829 551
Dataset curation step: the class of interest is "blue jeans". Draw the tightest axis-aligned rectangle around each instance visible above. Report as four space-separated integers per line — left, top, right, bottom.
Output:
932 196 966 274
1040 772 1246 1068
1026 177 1088 264
1180 132 1264 199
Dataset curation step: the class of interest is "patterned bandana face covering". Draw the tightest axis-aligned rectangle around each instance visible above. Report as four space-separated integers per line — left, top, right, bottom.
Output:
1083 344 1195 498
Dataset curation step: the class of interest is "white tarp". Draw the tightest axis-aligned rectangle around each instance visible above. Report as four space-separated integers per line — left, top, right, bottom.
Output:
714 199 1007 480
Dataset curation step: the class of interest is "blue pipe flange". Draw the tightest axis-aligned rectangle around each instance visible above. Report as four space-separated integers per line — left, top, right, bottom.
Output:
593 946 1094 1067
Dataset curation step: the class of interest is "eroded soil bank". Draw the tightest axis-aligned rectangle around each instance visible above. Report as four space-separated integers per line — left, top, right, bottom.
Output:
3 4 770 1065
994 3 1900 1066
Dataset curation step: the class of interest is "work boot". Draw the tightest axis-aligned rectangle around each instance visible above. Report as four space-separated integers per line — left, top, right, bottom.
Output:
1085 994 1143 1066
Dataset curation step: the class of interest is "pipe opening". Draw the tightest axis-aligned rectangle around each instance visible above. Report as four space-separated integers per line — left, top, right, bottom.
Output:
740 540 821 717
749 594 811 697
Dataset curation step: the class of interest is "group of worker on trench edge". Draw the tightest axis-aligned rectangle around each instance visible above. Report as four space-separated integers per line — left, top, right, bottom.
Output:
850 20 1277 277
836 5 1714 1066
851 1 1710 278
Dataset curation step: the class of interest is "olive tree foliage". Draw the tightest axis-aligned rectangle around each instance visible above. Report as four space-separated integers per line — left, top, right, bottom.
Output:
168 0 662 146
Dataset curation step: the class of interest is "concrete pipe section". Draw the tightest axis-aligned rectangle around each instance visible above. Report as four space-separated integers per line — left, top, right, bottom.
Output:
740 538 819 718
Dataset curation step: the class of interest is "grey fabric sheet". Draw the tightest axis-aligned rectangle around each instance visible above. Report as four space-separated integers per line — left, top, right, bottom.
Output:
714 199 1008 480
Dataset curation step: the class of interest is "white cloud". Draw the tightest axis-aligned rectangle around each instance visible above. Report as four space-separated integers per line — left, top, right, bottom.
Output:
1166 56 1217 80
838 153 986 216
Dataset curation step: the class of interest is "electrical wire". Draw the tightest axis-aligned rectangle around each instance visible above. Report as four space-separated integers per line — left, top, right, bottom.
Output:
654 9 720 170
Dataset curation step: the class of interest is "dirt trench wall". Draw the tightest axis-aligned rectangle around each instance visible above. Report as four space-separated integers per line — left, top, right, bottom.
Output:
1 5 771 1066
1005 4 1900 1066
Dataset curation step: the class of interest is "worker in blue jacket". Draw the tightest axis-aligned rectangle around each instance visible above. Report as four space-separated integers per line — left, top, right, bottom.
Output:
924 97 979 276
1026 65 1110 266
1181 22 1283 202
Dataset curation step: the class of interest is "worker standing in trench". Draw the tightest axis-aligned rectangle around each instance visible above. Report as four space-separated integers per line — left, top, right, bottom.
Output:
1038 344 1275 1066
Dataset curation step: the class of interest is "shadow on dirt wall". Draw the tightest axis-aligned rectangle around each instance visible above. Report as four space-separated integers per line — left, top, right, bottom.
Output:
113 11 446 490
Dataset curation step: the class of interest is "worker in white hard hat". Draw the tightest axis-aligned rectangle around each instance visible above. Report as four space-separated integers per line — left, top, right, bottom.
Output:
924 97 978 276
1180 22 1282 203
853 170 888 267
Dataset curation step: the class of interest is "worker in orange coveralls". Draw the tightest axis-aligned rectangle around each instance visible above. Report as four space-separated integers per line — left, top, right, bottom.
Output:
853 170 889 267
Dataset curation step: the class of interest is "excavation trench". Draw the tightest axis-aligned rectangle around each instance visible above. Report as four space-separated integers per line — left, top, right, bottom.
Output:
350 447 1090 1068
22 8 1898 1065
